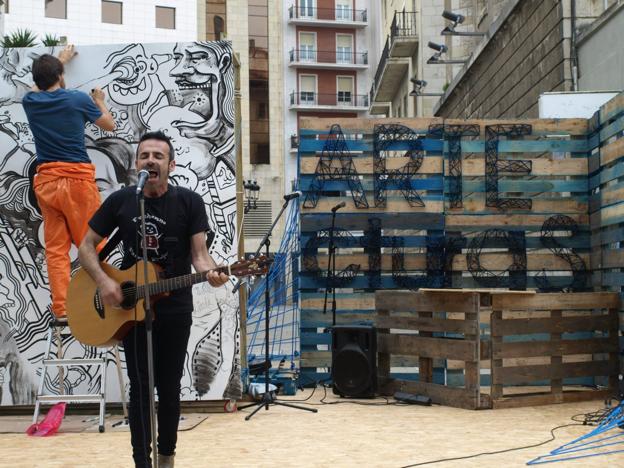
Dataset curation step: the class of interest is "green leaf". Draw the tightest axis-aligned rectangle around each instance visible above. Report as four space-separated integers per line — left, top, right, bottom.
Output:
2 29 38 48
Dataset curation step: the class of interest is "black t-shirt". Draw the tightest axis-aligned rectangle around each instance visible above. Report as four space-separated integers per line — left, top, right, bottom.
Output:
88 185 209 316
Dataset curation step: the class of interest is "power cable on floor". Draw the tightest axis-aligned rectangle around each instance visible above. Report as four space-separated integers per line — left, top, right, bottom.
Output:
399 423 583 467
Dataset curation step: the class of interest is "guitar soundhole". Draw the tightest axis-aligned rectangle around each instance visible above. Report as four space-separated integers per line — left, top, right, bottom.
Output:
120 281 137 309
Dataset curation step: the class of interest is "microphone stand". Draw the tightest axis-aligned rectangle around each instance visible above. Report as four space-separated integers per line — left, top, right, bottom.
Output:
244 195 318 420
322 207 339 327
137 191 158 468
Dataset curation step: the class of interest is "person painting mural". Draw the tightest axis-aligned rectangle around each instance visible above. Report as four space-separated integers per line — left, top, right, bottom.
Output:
22 45 115 318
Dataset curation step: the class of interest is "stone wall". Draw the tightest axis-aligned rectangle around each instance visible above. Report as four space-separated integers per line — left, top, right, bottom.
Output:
435 0 573 118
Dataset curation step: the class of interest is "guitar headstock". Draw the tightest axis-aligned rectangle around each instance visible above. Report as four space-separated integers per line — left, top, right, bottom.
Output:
228 255 272 278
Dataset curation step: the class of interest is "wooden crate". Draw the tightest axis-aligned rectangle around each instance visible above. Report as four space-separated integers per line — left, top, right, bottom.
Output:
375 290 488 410
489 292 620 408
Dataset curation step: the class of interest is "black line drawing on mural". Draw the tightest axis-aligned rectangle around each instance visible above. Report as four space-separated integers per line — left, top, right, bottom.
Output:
0 41 240 404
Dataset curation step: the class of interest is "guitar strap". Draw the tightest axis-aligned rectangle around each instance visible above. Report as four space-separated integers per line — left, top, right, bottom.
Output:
163 185 180 277
98 230 121 262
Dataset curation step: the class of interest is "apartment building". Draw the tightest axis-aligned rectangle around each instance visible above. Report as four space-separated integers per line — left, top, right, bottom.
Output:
284 0 375 186
2 0 198 45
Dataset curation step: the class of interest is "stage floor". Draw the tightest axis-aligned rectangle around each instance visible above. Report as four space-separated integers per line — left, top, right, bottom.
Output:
1 388 623 467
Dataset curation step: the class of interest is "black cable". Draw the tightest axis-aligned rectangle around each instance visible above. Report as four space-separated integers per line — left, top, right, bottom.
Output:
285 383 401 407
571 408 612 426
400 423 583 467
280 381 320 402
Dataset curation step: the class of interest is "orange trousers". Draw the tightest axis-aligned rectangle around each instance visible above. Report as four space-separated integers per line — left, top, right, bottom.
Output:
34 162 102 318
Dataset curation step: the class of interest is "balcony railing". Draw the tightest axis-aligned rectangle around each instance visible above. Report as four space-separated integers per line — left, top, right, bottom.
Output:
288 6 367 22
290 91 369 108
390 10 418 41
370 11 418 102
371 37 390 97
289 49 368 65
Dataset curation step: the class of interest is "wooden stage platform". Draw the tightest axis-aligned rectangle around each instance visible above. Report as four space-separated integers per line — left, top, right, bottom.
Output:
1 389 622 467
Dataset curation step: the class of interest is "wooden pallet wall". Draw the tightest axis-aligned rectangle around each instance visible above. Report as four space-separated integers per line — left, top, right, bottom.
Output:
298 92 624 383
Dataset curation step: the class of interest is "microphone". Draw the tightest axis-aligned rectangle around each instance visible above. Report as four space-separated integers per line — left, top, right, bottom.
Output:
283 191 302 201
135 169 150 195
331 201 346 212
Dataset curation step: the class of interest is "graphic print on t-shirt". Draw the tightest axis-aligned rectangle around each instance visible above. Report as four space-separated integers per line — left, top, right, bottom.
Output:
129 213 168 264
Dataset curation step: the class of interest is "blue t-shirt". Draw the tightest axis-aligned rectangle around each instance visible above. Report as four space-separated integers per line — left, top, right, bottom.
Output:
22 88 102 163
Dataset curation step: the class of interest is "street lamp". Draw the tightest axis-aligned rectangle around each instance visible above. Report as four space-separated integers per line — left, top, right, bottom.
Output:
244 179 260 214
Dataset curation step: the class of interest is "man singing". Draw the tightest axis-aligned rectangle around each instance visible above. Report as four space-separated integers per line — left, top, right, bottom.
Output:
22 45 115 318
78 131 229 467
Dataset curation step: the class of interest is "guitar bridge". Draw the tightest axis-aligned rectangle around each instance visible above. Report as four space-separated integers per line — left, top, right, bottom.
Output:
93 291 105 319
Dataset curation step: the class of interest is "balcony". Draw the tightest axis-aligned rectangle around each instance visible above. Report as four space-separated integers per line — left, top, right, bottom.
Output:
289 49 368 69
288 5 368 28
370 11 419 108
289 92 369 112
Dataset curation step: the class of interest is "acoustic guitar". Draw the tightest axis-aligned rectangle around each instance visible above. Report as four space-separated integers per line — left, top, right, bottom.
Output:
66 257 270 347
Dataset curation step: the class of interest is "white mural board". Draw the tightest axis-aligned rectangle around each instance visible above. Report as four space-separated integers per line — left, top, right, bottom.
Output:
0 41 241 404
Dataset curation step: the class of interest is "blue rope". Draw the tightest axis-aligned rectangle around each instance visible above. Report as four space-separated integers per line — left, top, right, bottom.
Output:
527 403 624 464
245 201 300 370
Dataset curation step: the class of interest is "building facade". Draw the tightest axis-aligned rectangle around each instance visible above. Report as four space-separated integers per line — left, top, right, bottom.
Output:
223 0 287 252
3 0 198 45
434 0 618 118
576 1 624 92
284 0 375 186
369 0 466 118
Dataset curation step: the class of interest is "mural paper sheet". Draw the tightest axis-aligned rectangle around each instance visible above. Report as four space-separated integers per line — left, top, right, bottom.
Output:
0 41 241 404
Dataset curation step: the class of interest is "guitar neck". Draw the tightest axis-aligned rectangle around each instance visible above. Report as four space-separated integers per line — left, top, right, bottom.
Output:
137 265 229 298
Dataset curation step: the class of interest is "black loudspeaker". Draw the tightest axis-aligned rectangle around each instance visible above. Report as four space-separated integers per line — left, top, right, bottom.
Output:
331 325 377 398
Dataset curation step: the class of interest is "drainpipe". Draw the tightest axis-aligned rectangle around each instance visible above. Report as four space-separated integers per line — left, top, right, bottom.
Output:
570 0 579 91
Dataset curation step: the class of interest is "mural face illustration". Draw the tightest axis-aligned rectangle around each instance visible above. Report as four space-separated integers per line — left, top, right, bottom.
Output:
170 43 230 120
146 105 217 178
90 148 126 200
104 44 160 106
0 49 34 105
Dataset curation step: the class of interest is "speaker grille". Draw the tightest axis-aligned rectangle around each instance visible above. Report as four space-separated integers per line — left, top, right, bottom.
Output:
333 343 370 396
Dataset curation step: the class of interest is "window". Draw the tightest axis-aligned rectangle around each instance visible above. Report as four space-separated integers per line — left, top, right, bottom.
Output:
214 16 224 40
1 0 9 14
336 0 351 21
102 0 122 24
299 32 316 62
255 143 270 164
155 6 175 29
336 34 353 64
299 0 314 18
337 76 353 106
299 75 317 104
45 0 67 19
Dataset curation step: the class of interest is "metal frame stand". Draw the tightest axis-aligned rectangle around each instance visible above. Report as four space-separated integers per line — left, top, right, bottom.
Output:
245 198 318 420
33 318 128 433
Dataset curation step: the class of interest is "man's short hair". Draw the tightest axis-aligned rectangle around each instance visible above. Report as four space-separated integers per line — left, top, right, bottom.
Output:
32 54 64 91
136 131 175 161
